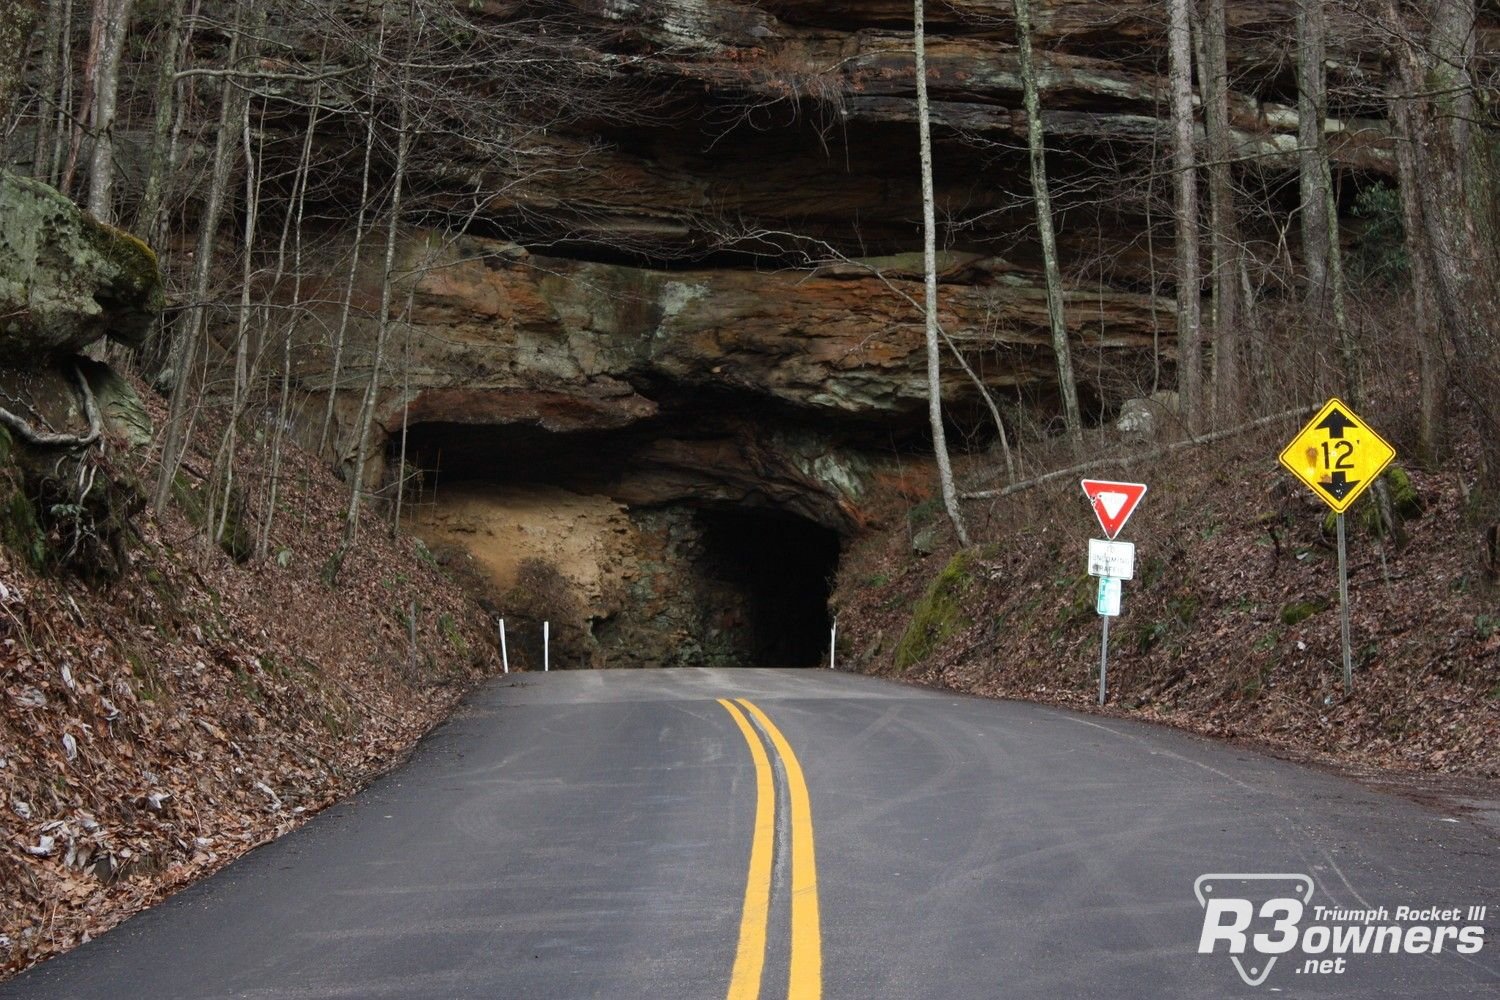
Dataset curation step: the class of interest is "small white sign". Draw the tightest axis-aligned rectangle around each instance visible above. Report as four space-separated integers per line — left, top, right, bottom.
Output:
1096 576 1122 617
1087 538 1136 580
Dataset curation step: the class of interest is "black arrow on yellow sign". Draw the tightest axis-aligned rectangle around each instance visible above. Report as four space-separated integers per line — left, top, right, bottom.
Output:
1315 407 1357 439
1318 470 1358 501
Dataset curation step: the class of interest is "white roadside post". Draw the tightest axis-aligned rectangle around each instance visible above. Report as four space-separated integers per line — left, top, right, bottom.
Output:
1081 481 1148 706
829 615 838 670
543 621 550 673
498 617 509 675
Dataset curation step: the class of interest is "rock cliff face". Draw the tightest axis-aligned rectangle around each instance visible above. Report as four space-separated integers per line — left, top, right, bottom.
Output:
273 0 1438 665
448 0 1399 258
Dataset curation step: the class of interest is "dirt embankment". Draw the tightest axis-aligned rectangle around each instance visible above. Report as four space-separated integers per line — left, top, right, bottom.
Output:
835 423 1499 781
411 483 637 622
1 385 497 978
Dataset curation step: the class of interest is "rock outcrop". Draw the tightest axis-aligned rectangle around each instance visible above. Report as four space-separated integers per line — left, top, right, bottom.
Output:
0 171 162 361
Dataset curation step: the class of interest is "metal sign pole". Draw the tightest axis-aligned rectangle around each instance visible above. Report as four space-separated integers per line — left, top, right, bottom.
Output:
1336 513 1352 690
1099 615 1110 706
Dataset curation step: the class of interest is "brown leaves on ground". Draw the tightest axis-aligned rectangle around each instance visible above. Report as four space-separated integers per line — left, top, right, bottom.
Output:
1 384 496 978
837 422 1499 783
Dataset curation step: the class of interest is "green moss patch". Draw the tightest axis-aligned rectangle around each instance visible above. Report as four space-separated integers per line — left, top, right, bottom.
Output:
894 551 974 671
1280 597 1330 627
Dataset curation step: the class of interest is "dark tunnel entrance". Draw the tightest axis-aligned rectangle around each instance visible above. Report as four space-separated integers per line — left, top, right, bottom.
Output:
394 414 847 670
694 506 840 668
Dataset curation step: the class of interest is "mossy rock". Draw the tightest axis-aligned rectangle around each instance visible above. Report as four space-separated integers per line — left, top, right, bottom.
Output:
0 171 163 359
0 429 47 567
1280 597 1330 626
78 358 153 449
1384 466 1422 519
172 471 252 563
1325 466 1424 537
894 551 974 671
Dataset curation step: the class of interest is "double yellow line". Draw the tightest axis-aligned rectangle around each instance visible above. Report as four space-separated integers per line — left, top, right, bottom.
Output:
717 698 822 1000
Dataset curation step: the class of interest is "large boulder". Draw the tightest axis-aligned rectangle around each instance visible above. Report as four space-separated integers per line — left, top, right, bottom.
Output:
0 171 163 361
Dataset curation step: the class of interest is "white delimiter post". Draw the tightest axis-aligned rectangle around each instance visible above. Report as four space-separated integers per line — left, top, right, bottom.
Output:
498 618 509 675
543 621 550 673
829 616 838 670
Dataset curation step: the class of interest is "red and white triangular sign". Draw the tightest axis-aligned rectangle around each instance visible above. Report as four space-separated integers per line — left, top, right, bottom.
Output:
1080 479 1148 539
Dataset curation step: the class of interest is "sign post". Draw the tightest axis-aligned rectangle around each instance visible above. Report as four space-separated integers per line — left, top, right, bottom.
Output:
1095 576 1122 704
1278 398 1396 691
1082 480 1147 705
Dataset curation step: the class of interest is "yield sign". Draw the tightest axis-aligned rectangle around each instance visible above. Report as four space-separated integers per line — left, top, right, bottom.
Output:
1278 398 1396 513
1080 479 1147 539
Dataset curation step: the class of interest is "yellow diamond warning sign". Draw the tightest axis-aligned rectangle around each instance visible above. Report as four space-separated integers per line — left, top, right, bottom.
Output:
1278 398 1396 513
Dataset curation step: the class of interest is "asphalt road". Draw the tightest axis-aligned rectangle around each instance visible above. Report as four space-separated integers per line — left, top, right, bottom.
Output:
3 669 1496 999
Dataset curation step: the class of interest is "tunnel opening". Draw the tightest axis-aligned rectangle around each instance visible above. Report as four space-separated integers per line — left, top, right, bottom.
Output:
394 410 848 670
693 505 841 668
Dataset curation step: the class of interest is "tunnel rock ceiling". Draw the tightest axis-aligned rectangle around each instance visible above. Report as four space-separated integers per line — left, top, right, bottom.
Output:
282 0 1424 502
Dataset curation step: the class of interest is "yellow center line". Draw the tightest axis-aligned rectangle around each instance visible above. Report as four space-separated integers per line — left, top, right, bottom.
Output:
718 698 775 1000
738 698 822 1000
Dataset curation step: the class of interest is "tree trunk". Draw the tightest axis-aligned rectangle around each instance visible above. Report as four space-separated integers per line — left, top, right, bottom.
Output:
85 0 134 222
1381 3 1446 462
1013 0 1082 450
1296 0 1330 316
258 82 322 560
1398 0 1499 493
59 0 104 197
135 0 188 241
46 1 73 186
913 0 971 548
1167 0 1202 433
30 0 60 180
1199 0 1243 424
1296 0 1360 402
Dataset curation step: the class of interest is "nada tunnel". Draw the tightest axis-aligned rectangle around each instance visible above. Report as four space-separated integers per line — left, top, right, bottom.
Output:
393 417 844 669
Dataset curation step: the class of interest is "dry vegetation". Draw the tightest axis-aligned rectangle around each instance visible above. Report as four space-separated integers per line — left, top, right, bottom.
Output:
836 400 1500 780
0 377 497 976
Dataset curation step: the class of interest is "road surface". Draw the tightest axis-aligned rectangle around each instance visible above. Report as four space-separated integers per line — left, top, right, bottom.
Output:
3 669 1496 998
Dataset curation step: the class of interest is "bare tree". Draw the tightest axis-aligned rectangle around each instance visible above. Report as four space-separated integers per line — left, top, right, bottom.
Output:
1167 0 1202 432
1297 0 1359 400
135 0 189 240
1013 0 1083 450
84 0 134 221
318 29 384 457
1381 0 1499 491
326 2 418 583
914 0 971 548
1197 0 1244 424
1297 0 1331 314
153 2 263 512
